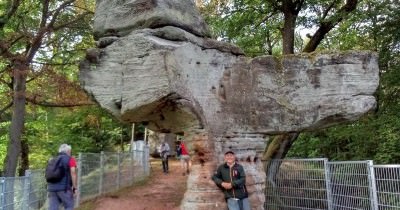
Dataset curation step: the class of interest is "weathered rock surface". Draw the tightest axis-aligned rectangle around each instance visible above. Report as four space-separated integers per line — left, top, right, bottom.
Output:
80 26 378 136
94 0 211 39
80 1 379 209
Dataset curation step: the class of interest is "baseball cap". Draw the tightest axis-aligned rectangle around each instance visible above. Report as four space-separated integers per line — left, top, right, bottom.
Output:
224 150 235 155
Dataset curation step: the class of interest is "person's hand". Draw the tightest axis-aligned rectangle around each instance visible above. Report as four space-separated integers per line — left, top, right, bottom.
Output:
221 182 232 189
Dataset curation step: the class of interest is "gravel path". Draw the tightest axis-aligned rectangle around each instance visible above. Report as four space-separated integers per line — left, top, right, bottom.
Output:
82 158 188 210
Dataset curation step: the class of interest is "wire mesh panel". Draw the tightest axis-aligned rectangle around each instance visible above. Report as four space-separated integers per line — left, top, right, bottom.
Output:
0 176 29 210
26 170 47 210
265 159 328 210
373 165 400 210
327 161 374 210
0 149 150 209
119 152 134 187
102 152 120 194
131 150 147 180
79 153 102 201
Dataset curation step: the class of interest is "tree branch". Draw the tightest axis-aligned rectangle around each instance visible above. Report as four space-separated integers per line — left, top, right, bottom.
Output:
48 0 75 29
53 12 92 31
322 0 338 20
0 0 22 29
0 101 13 121
26 97 95 107
40 0 51 28
303 0 358 53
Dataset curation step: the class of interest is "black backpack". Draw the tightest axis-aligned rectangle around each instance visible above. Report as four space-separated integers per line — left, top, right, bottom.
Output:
45 155 69 183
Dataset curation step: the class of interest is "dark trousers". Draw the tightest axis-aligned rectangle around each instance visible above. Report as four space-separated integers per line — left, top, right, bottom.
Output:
162 156 169 173
48 190 74 210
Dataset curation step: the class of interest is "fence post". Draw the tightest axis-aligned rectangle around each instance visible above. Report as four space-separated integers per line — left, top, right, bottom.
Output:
143 146 150 176
0 177 5 210
117 152 121 190
324 159 333 210
76 153 82 208
99 151 104 196
368 160 378 210
130 150 135 185
22 170 31 210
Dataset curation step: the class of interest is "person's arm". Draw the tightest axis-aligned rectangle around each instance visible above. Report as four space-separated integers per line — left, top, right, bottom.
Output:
211 166 223 186
70 157 78 194
71 167 77 191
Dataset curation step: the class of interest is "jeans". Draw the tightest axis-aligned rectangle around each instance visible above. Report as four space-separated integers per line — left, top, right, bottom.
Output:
162 156 169 173
227 197 251 210
48 190 74 210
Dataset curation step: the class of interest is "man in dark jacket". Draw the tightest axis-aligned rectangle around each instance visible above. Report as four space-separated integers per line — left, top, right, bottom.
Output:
47 144 77 210
212 150 251 210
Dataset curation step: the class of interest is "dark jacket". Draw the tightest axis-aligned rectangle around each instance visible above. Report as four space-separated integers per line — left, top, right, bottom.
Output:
212 162 248 199
47 153 72 192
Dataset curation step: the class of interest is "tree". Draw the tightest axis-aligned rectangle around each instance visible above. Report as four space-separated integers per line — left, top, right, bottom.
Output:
0 0 93 176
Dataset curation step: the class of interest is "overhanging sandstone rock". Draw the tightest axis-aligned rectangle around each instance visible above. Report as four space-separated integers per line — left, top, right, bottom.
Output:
80 26 379 136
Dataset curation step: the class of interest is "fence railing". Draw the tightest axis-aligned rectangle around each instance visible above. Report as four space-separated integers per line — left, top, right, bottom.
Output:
265 159 400 210
2 156 399 210
0 148 150 210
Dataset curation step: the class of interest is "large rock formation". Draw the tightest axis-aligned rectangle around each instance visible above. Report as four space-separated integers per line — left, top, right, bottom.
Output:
80 0 379 209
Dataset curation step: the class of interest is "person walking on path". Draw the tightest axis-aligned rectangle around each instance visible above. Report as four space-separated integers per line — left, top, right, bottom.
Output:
47 144 78 210
178 140 190 176
159 139 170 174
212 150 251 210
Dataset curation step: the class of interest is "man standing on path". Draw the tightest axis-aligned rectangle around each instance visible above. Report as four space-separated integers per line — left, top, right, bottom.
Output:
159 139 170 174
47 144 78 210
212 150 250 210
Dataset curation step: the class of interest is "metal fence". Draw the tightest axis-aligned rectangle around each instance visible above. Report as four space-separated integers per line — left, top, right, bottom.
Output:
0 149 150 210
265 159 400 210
373 165 400 210
265 158 329 210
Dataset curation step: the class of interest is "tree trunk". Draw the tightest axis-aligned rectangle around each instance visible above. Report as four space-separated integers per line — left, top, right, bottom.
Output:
19 138 30 176
263 133 299 162
282 12 296 54
263 132 299 202
3 61 27 177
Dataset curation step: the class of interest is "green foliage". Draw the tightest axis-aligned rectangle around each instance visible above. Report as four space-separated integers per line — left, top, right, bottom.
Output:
0 105 132 169
0 122 9 170
199 0 282 56
26 106 130 168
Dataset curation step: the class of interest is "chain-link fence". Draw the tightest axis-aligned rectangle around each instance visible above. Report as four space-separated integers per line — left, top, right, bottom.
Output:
0 148 150 210
265 159 400 210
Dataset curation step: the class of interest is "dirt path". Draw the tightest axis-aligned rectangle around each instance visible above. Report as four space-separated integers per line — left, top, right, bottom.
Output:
79 158 188 210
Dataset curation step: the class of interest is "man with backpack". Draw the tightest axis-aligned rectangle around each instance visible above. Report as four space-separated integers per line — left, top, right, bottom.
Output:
46 144 77 210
